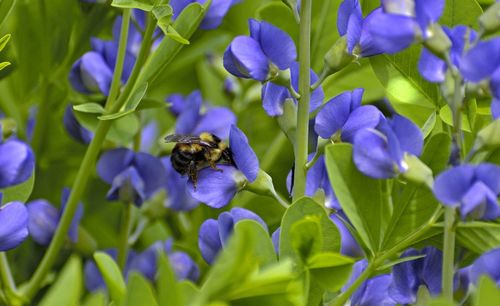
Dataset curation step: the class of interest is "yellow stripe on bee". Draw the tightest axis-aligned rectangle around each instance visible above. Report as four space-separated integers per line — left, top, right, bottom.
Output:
199 132 214 142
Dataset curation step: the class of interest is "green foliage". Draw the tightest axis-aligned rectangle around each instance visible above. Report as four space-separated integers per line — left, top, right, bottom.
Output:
94 252 127 305
0 171 35 204
125 272 159 306
99 83 149 120
474 276 500 305
39 256 82 306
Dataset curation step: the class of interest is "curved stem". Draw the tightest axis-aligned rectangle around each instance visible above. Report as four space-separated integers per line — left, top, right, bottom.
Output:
128 218 149 245
0 253 23 304
271 191 290 209
117 203 134 271
292 0 312 202
21 9 133 301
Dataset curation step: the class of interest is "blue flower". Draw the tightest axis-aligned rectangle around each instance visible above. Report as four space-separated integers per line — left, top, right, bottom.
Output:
330 212 363 258
261 62 324 116
433 163 500 220
366 0 445 54
353 115 423 179
171 0 239 30
469 248 500 286
418 26 476 83
168 90 237 140
493 98 500 119
27 189 83 246
345 260 395 306
186 125 259 208
224 19 296 82
337 0 383 57
0 137 35 189
389 247 442 304
198 207 267 263
97 149 167 206
63 105 93 144
314 88 383 143
0 197 29 252
69 22 137 96
129 239 199 282
162 157 199 211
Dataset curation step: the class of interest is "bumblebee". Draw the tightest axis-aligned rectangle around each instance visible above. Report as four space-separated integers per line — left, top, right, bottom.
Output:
165 132 235 188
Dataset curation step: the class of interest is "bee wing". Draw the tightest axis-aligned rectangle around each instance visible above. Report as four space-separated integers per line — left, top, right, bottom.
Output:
164 134 217 147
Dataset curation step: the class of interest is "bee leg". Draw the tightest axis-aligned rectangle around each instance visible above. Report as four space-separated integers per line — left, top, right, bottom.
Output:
188 161 198 190
209 160 223 172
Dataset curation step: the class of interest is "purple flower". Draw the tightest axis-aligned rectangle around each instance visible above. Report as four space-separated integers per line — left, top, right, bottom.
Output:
171 0 238 30
314 88 383 143
366 0 445 54
493 98 500 119
162 157 199 211
69 23 136 96
261 62 324 116
418 26 476 83
168 90 236 140
345 260 396 306
63 105 93 144
198 207 267 263
0 137 35 189
433 164 500 220
224 19 296 82
389 247 442 304
97 149 167 206
353 115 423 179
129 240 199 282
0 197 29 252
337 0 383 57
187 125 259 208
469 248 500 286
27 189 83 246
330 212 363 258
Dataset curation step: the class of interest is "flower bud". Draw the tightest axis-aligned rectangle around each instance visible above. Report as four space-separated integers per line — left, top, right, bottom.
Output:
423 24 452 58
401 154 434 188
277 98 298 144
323 36 356 76
479 2 500 35
243 169 278 198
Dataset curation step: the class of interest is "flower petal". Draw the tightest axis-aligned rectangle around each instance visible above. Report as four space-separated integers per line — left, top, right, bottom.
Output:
198 219 223 263
460 39 500 82
460 181 500 220
187 165 238 208
0 140 35 189
200 0 233 30
261 82 291 117
367 13 418 54
388 115 423 156
192 107 237 139
27 200 58 245
134 152 167 199
97 148 135 184
433 165 475 205
169 251 200 281
418 47 446 83
415 0 445 28
79 52 113 95
175 91 202 134
342 105 382 143
257 20 297 70
492 98 500 120
469 248 500 284
389 249 421 305
106 167 146 206
229 125 259 182
475 163 500 194
218 207 267 244
358 8 385 57
63 105 93 144
272 227 280 254
223 36 269 81
0 201 28 251
162 158 199 211
353 129 398 179
330 213 363 258
314 91 353 138
421 246 443 296
290 62 324 112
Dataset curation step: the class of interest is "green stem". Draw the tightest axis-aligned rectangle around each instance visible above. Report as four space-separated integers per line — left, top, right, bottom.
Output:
117 203 134 271
442 206 456 299
271 191 290 209
21 9 133 301
0 253 23 304
292 0 312 202
128 218 149 245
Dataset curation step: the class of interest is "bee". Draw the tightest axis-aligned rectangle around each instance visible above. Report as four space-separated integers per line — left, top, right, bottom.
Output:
165 132 235 189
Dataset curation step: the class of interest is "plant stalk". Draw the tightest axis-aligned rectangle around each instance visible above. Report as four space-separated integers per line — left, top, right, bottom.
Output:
292 0 312 202
117 203 134 271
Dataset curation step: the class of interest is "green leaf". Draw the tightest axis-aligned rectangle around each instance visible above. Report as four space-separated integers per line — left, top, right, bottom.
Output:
0 0 16 29
137 98 167 110
0 34 10 52
39 256 82 306
98 83 148 120
152 4 173 35
74 111 139 145
474 119 500 151
111 0 155 10
81 291 106 306
377 254 426 271
94 252 126 305
0 62 10 71
291 217 323 262
475 276 500 306
421 112 437 139
441 0 483 29
439 104 472 132
179 281 199 305
456 222 500 253
420 133 452 174
166 25 190 45
370 45 439 126
157 252 181 306
73 103 105 114
194 220 281 305
137 2 207 85
280 197 341 268
324 144 389 254
0 171 35 204
307 252 354 292
125 272 159 306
